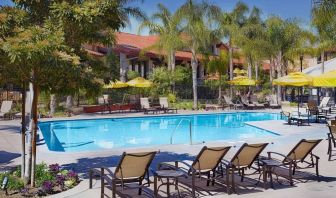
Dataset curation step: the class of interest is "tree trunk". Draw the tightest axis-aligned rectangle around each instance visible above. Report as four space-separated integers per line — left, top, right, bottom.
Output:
21 84 26 179
255 61 258 81
30 81 39 187
218 73 222 104
276 51 282 102
247 56 252 79
24 83 33 185
191 48 198 109
167 51 172 71
229 40 233 80
229 40 233 97
321 51 325 74
171 50 176 71
50 94 56 116
270 58 275 94
119 53 128 82
66 95 73 112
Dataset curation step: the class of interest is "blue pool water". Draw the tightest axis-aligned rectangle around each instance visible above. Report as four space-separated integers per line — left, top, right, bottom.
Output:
39 112 282 152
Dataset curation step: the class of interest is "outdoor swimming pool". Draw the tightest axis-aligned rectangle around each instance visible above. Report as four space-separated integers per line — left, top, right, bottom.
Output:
39 112 282 152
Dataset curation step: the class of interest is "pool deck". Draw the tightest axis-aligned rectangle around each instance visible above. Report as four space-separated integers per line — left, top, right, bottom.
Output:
1 109 336 197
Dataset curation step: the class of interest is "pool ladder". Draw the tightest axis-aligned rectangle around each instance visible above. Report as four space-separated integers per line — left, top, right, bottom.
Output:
170 119 192 145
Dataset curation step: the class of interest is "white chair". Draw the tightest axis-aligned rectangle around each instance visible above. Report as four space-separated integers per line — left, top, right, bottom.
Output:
0 100 13 119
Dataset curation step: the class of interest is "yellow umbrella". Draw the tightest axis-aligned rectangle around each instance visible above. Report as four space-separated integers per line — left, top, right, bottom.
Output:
229 76 257 86
273 72 313 86
273 72 313 112
313 70 336 87
126 77 153 88
103 80 128 89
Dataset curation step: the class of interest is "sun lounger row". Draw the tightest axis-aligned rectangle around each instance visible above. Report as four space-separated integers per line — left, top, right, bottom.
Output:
89 139 322 197
140 97 178 114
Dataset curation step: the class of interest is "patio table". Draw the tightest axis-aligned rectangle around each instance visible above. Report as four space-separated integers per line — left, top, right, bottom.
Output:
260 159 283 189
154 169 186 197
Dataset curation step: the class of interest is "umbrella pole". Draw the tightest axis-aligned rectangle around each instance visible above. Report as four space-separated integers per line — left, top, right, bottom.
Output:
334 88 336 104
297 87 300 114
317 88 321 105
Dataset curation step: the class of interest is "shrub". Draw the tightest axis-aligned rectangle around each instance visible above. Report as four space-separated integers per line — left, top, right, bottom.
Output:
167 93 176 103
35 163 54 187
0 173 24 191
127 70 140 80
41 180 54 194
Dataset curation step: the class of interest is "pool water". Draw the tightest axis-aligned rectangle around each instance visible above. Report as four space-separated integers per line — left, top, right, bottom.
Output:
39 112 281 152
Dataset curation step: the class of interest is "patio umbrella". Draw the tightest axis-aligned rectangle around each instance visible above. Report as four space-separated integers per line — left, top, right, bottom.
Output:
126 77 153 88
103 80 128 89
229 76 257 86
273 72 313 87
313 70 336 87
273 72 313 112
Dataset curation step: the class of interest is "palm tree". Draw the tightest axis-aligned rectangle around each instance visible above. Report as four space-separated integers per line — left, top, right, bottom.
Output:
265 16 303 100
138 4 183 71
177 0 221 109
207 51 229 101
236 6 265 80
220 2 249 81
312 1 336 74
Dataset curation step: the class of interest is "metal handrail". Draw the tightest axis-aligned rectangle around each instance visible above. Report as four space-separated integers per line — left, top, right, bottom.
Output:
170 119 192 145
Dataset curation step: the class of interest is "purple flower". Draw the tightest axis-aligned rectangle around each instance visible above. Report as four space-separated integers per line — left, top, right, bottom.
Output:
20 188 29 194
56 174 66 187
41 181 54 193
49 164 60 174
67 170 78 182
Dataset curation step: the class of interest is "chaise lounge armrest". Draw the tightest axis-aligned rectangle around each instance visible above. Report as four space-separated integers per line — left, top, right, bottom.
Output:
267 152 294 164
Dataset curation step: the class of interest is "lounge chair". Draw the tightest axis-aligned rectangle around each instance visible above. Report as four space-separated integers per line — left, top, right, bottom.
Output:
140 98 160 114
240 96 256 110
266 139 322 185
0 100 13 119
89 151 156 198
281 101 292 123
159 97 178 113
319 96 330 109
327 125 336 161
15 96 31 118
268 95 280 109
307 100 326 123
223 96 243 110
280 101 309 126
250 95 265 109
159 146 231 197
222 143 268 194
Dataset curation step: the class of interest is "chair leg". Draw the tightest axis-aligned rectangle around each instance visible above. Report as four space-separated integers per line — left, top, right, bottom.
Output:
232 169 236 193
101 169 105 198
192 171 196 198
315 157 320 181
206 172 210 186
89 170 93 189
212 171 216 186
112 179 116 198
138 180 142 195
226 169 231 195
289 163 294 186
240 169 244 182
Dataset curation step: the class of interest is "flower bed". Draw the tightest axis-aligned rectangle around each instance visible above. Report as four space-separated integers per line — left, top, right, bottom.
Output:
0 163 80 197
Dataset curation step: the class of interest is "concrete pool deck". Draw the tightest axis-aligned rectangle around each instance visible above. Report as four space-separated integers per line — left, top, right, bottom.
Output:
0 109 335 197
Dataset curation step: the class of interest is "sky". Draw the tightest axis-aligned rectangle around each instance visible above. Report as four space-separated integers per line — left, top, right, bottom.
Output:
0 0 313 34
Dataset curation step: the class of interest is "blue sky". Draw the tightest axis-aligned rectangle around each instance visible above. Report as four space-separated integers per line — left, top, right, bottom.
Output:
1 0 312 34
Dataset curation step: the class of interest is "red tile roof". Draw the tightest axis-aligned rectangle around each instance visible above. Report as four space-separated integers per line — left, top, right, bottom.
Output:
86 32 246 64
